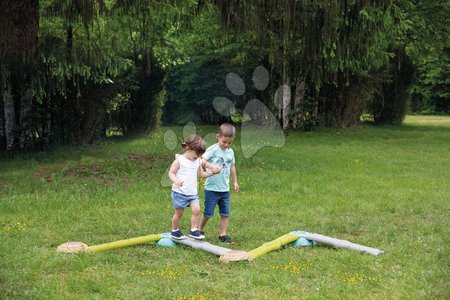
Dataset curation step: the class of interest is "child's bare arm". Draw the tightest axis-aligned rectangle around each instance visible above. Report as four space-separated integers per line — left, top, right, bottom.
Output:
231 165 239 192
201 158 220 174
168 160 183 187
198 165 216 179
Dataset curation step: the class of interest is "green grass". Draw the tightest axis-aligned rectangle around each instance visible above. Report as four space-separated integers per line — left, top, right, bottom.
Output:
1 116 449 299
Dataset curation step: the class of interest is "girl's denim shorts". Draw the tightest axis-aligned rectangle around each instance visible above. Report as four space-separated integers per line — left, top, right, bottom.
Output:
171 191 199 208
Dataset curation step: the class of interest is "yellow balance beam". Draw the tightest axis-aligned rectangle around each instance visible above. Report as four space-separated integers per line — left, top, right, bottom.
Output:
247 233 300 260
87 234 163 253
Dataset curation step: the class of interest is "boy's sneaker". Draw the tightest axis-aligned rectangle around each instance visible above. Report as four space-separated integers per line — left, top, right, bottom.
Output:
219 235 233 244
189 230 205 240
171 229 186 240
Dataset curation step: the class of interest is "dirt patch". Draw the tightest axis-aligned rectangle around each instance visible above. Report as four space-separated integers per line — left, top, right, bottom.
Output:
31 153 167 186
32 161 67 182
126 153 159 163
0 181 13 190
64 163 104 177
416 119 450 123
32 161 105 183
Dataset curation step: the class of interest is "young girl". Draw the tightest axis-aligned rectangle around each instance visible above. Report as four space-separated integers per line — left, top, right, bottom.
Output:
168 135 220 240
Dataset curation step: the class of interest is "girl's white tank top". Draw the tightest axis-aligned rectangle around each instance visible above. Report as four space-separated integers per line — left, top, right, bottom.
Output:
171 154 200 196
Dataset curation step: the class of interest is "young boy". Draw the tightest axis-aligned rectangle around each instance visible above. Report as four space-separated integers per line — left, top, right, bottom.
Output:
199 123 239 243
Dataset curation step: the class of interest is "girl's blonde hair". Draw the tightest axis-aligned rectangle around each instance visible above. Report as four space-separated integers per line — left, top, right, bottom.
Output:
181 135 206 155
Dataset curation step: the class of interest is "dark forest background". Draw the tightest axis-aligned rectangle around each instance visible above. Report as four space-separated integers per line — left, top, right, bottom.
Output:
0 0 448 152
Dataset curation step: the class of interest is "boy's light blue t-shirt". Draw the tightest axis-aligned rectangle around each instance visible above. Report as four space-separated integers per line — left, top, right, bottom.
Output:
203 143 235 192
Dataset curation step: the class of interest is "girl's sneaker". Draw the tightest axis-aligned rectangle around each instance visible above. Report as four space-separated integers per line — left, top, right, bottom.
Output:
171 229 186 240
189 230 205 240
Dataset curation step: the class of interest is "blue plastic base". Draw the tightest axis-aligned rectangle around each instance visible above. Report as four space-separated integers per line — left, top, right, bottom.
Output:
290 231 315 247
156 233 176 248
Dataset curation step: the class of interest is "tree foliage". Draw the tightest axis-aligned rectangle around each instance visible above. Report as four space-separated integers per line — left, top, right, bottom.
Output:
212 0 397 128
400 0 449 114
163 8 260 124
1 0 199 151
0 0 447 152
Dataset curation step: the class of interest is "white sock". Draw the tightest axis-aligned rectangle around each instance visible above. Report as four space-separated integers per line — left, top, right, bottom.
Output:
191 228 198 231
172 229 179 232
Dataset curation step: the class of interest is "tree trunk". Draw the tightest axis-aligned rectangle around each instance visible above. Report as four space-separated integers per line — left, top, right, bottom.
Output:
327 75 371 128
274 83 291 130
1 65 16 151
0 0 38 61
292 74 306 129
278 55 291 130
281 80 291 130
0 0 39 151
373 46 411 125
0 86 4 147
42 90 52 149
19 80 33 149
57 24 74 144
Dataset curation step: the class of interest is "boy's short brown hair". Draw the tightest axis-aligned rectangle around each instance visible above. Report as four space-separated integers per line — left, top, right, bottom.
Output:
218 123 236 137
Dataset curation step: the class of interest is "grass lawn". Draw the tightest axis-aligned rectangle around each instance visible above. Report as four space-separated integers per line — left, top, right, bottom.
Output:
0 116 449 299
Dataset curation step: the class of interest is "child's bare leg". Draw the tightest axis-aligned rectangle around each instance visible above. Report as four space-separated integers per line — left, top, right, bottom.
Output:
219 216 229 236
172 208 184 230
199 215 209 231
190 202 201 230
